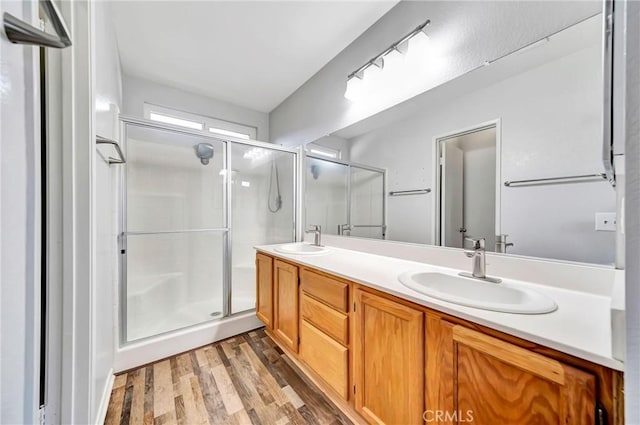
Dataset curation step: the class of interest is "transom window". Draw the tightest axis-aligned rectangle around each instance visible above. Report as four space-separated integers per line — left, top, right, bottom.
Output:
305 143 341 159
143 103 257 140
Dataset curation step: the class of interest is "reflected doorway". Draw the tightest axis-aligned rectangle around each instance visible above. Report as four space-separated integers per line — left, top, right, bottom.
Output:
436 122 501 251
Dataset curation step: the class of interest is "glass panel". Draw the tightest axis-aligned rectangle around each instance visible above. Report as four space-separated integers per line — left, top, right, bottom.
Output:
350 166 385 239
350 226 385 239
231 146 296 313
125 232 225 342
305 157 349 235
125 124 226 232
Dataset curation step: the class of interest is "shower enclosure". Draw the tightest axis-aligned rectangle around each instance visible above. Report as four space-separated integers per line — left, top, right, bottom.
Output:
305 155 385 239
120 117 297 344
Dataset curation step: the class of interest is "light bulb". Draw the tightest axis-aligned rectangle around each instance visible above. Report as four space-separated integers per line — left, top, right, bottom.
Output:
363 63 383 90
407 30 430 62
344 76 364 101
382 48 406 76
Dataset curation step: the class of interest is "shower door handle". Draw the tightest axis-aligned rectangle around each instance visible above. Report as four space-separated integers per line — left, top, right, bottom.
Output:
118 232 127 255
4 0 72 48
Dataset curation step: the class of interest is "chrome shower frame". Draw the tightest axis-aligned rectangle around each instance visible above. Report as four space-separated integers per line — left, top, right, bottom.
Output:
304 154 387 240
118 115 299 346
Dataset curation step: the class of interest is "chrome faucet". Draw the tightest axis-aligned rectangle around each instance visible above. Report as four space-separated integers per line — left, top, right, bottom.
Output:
306 224 322 246
459 237 501 283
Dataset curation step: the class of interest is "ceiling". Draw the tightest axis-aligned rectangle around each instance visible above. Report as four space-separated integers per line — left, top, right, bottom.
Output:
111 1 397 113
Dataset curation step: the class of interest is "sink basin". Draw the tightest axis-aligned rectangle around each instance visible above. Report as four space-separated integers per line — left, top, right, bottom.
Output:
274 243 330 255
398 271 557 314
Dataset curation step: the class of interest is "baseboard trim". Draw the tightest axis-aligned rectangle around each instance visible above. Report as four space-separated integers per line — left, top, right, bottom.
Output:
94 369 115 425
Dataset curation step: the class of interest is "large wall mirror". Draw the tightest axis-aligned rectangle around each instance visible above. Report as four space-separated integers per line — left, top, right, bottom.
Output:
304 13 617 265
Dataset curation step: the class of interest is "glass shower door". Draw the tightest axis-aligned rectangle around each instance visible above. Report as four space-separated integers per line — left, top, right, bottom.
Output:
230 145 296 314
123 123 228 342
349 166 386 239
305 157 349 235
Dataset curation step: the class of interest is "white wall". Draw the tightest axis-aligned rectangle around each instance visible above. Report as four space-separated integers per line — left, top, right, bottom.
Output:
270 1 600 146
349 43 615 265
93 1 122 422
122 75 270 142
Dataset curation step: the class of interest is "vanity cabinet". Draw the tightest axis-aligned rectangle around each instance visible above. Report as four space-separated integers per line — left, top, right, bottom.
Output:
426 314 597 424
273 259 299 352
255 253 274 329
353 289 424 425
256 252 622 425
299 268 350 399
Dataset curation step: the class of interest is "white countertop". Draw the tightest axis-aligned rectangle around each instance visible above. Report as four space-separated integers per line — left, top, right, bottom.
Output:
256 243 624 371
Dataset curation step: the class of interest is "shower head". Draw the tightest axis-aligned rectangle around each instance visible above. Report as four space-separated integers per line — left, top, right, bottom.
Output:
310 164 320 180
195 143 214 165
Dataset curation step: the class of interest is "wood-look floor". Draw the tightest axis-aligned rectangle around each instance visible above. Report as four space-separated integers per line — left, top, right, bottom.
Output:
104 328 351 425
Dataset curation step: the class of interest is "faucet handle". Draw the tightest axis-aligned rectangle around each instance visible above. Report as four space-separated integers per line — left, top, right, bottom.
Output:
464 237 485 250
306 224 321 232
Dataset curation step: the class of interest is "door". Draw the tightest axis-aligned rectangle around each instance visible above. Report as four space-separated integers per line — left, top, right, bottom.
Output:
1 1 72 423
438 125 498 250
1 3 42 422
440 141 464 248
255 253 273 328
305 157 349 235
349 166 385 239
231 145 296 314
123 123 228 342
353 289 424 424
427 317 596 424
274 259 299 352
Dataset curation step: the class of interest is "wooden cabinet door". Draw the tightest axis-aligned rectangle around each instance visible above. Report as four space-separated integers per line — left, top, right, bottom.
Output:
353 289 424 425
274 259 299 352
255 253 273 328
426 316 596 424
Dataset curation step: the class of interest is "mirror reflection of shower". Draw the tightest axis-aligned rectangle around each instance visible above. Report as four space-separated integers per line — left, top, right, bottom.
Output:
268 160 282 213
194 143 214 165
305 155 386 239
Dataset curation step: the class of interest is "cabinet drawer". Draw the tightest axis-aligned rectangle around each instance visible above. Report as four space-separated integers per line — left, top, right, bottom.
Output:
300 294 348 345
299 320 349 399
300 269 348 312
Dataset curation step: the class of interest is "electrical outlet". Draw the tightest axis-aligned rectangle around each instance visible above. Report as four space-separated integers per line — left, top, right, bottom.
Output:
595 212 617 232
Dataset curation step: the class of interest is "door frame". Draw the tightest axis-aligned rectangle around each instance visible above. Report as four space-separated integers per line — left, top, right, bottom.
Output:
53 1 95 423
432 119 502 247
